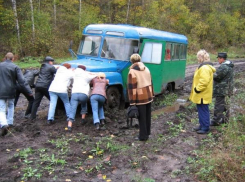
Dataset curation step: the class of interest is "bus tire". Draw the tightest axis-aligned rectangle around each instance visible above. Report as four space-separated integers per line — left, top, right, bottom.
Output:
106 86 121 109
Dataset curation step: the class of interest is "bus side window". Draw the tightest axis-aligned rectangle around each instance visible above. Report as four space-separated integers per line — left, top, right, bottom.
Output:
165 43 171 61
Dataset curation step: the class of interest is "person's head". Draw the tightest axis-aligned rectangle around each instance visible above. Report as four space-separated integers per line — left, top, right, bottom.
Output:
5 52 14 61
43 56 55 65
97 72 106 79
63 63 71 69
130 54 141 64
197 49 210 63
217 52 227 64
77 65 86 70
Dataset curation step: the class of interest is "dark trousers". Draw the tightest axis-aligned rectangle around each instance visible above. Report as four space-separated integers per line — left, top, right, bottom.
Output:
213 96 229 123
137 102 151 140
196 104 210 131
14 89 34 116
30 87 50 120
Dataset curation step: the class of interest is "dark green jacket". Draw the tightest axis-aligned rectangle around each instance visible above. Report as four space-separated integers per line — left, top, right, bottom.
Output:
213 60 234 97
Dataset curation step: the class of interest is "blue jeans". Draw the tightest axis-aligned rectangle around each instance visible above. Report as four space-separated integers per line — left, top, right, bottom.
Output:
197 104 210 131
90 95 106 124
0 99 14 126
69 93 88 122
48 92 71 121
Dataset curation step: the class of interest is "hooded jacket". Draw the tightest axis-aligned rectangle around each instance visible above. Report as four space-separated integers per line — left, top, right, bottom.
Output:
0 60 32 99
189 62 216 104
127 62 154 105
213 60 234 97
48 66 73 93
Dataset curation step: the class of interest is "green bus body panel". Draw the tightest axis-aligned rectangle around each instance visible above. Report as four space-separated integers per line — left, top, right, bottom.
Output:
121 38 186 98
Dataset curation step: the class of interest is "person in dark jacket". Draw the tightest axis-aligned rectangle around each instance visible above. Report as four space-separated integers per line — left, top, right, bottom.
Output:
14 69 39 118
30 56 57 120
211 52 234 126
127 54 154 141
0 52 32 136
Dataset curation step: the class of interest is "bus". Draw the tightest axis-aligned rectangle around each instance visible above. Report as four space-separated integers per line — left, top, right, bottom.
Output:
64 24 188 109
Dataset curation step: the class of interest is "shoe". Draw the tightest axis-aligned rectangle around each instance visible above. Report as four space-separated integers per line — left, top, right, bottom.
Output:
81 119 87 125
210 121 220 126
68 127 72 132
196 130 209 134
47 120 54 125
134 136 148 141
100 119 105 126
95 123 100 130
24 114 31 119
193 126 201 131
8 124 14 128
1 125 9 136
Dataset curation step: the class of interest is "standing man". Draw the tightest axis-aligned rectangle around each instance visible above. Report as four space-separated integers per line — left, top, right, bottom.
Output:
211 52 234 126
30 56 57 121
0 52 32 136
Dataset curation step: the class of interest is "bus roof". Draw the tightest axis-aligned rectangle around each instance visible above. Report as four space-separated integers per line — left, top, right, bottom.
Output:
83 24 188 44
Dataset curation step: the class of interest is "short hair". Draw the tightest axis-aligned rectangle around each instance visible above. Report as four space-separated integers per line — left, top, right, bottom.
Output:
197 49 210 63
63 63 71 69
130 54 141 64
97 72 106 78
77 65 86 70
5 52 14 60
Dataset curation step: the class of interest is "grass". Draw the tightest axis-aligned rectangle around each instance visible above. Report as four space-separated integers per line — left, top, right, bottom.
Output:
14 56 73 69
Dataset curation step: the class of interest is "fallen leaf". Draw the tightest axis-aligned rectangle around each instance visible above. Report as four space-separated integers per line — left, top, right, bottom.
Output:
79 167 84 171
16 149 20 152
141 156 148 159
65 127 68 131
82 151 87 154
65 179 71 182
181 130 186 132
103 175 106 179
88 155 93 159
103 155 111 162
106 179 111 182
6 149 10 152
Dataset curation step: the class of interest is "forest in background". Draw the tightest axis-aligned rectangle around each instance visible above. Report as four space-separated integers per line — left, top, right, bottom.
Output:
1 0 245 58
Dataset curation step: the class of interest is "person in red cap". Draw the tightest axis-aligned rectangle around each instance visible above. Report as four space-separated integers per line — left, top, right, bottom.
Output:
47 63 73 125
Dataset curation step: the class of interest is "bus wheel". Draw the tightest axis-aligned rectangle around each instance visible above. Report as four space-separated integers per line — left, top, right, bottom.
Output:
106 87 121 109
167 83 174 93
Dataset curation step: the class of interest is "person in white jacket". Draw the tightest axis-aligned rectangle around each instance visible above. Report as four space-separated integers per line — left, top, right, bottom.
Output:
67 65 97 131
47 63 73 124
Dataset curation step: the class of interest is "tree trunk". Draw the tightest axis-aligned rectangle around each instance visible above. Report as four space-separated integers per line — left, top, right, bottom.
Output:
126 0 131 23
53 0 57 27
29 0 35 40
11 0 23 54
79 0 82 31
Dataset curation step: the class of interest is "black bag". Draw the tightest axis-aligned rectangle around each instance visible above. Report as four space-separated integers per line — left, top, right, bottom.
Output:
126 105 139 128
127 105 139 119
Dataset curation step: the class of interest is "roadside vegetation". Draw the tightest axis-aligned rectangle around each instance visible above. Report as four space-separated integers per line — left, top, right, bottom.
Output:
188 71 245 181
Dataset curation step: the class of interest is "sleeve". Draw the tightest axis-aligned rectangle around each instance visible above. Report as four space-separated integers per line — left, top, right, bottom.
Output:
127 70 137 104
213 65 229 82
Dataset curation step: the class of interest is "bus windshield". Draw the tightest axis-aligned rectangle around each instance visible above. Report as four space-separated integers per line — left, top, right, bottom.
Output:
101 37 139 61
78 35 101 56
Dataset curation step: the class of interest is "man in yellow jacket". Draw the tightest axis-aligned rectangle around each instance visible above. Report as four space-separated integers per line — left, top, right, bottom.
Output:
189 50 216 134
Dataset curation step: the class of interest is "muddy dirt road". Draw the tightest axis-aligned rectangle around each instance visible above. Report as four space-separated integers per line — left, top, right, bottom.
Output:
1 60 245 182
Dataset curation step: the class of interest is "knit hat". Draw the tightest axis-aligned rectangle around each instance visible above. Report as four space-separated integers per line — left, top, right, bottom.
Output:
63 63 71 69
77 65 86 70
43 56 54 62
